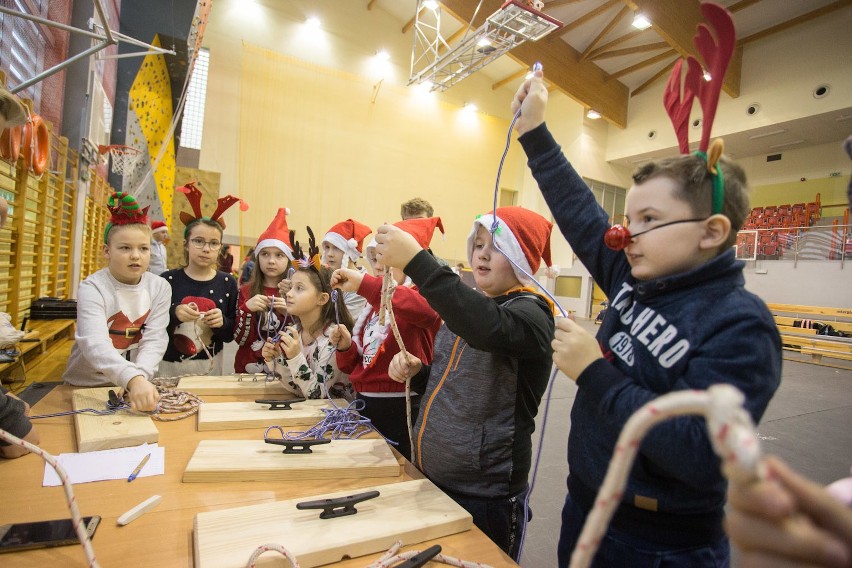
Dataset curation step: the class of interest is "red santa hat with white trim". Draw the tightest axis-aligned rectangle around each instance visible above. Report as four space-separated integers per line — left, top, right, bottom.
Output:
393 216 444 249
151 221 168 234
255 208 294 260
467 206 552 287
322 219 372 263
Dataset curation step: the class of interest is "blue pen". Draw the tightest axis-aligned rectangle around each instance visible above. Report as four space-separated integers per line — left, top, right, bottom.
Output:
128 453 151 482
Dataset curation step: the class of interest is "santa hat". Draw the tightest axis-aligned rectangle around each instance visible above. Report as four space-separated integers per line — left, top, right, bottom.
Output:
104 192 150 244
151 221 168 234
393 217 444 249
364 238 377 253
256 208 294 260
322 219 372 263
467 206 552 287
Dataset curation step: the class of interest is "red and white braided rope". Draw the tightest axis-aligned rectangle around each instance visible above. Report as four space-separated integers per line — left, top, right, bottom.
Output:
247 543 300 567
379 273 415 457
0 428 100 568
245 540 492 568
569 383 763 568
367 541 493 568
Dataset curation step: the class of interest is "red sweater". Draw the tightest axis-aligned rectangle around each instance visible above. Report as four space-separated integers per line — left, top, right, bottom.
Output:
336 274 441 393
233 284 287 373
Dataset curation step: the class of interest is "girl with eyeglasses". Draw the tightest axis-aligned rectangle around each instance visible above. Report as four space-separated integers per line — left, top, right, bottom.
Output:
158 217 238 377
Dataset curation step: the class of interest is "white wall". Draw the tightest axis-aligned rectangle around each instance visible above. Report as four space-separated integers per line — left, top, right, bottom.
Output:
605 13 852 163
743 260 852 308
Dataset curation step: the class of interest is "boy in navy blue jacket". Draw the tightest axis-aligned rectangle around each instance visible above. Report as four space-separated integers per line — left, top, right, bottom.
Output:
513 70 782 566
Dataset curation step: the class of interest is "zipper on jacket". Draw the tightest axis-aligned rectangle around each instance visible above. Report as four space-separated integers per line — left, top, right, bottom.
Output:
416 335 462 470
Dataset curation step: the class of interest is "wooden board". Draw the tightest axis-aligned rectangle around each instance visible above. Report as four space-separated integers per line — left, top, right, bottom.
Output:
197 399 347 431
194 478 472 568
72 387 159 453
176 374 288 396
183 439 400 483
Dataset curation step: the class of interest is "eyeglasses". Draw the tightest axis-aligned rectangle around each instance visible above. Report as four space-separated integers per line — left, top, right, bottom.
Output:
189 237 222 250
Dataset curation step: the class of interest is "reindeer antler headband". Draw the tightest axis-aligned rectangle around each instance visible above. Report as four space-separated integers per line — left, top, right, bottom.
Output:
663 2 735 215
292 226 323 272
104 192 150 244
176 181 249 237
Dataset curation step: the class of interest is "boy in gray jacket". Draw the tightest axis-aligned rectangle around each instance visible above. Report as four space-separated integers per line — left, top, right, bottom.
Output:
376 206 555 560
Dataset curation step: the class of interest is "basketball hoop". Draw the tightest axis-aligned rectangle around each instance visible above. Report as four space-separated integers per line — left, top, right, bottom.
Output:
98 144 143 176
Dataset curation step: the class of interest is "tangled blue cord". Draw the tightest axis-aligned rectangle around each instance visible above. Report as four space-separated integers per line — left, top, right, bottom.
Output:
487 67 567 559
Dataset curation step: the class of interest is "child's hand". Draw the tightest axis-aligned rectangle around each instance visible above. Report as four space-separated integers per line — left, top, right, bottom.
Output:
329 324 352 351
388 352 422 383
277 325 301 360
203 308 224 328
277 279 292 296
271 296 287 314
511 68 547 136
261 338 280 362
245 294 271 312
375 224 422 270
126 376 160 412
175 303 201 323
726 456 852 568
331 268 364 293
552 317 603 381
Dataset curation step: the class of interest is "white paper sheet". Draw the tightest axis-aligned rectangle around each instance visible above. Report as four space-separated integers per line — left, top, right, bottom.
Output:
42 443 165 486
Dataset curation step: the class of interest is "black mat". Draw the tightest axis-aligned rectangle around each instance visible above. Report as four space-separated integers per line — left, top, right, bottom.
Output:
17 382 62 407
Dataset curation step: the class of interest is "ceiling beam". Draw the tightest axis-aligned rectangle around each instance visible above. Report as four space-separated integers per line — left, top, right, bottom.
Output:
591 41 669 60
436 0 629 126
739 0 852 46
623 0 742 98
492 68 528 91
545 0 588 8
728 0 763 13
587 28 650 59
630 58 677 97
559 0 619 36
607 49 676 81
580 6 631 61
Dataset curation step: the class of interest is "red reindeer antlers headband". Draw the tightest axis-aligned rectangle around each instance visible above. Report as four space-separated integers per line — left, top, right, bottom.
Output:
664 2 735 214
176 181 249 237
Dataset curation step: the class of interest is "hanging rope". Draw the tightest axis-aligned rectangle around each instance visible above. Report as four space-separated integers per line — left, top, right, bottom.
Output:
569 384 762 568
0 428 100 568
378 272 415 460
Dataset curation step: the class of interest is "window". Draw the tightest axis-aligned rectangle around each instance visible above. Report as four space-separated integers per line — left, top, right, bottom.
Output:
0 0 48 108
180 47 209 149
584 178 626 224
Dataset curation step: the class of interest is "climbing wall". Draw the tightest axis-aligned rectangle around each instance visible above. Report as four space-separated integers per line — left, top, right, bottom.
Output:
126 35 176 224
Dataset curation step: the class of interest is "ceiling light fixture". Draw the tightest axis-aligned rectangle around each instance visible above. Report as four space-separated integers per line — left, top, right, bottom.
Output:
748 128 785 140
376 50 390 61
409 0 562 92
586 109 601 120
463 102 478 113
768 139 805 150
423 0 439 11
632 14 651 30
305 16 321 30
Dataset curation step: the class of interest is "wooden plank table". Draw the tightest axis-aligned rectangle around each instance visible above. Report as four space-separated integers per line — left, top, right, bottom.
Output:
0 385 518 567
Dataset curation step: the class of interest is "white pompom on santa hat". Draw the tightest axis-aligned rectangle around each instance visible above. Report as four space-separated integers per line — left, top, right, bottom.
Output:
255 208 294 260
467 206 553 287
322 219 373 263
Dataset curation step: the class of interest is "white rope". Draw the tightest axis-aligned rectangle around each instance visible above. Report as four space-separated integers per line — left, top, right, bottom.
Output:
569 383 763 568
0 428 100 568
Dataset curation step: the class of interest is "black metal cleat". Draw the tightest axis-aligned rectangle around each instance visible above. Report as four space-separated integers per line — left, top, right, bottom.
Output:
255 398 306 410
296 490 380 520
264 438 331 454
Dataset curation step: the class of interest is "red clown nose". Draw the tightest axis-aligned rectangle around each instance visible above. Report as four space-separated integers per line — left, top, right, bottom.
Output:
604 225 632 251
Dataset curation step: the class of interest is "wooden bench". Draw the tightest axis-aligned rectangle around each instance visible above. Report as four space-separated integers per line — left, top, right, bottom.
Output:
0 319 76 385
767 304 852 369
